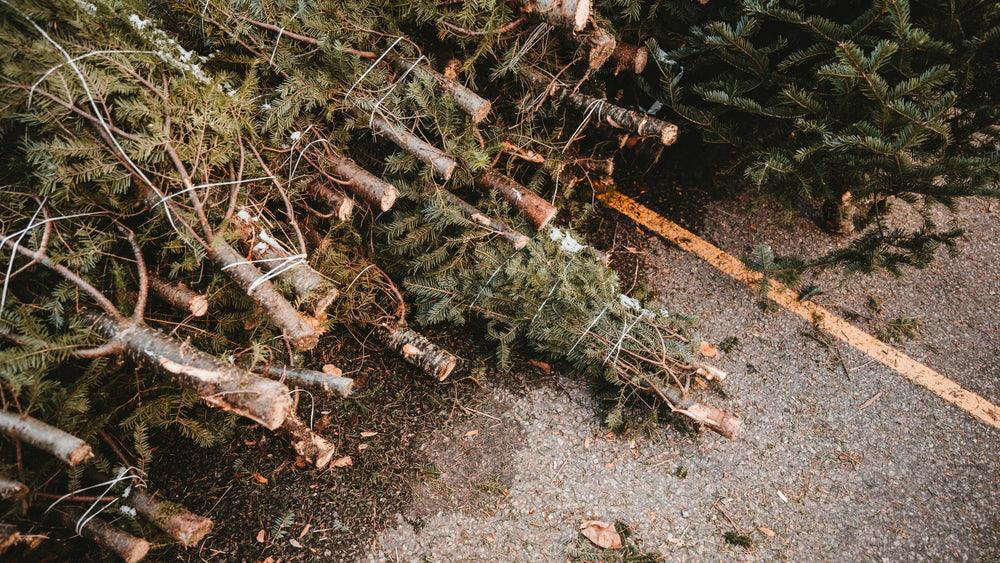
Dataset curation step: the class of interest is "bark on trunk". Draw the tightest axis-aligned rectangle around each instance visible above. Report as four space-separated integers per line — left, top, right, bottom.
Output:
207 239 318 351
389 58 491 123
440 189 529 248
521 67 678 145
575 157 614 176
280 415 337 469
147 274 208 317
512 0 591 31
58 507 150 563
89 314 294 431
587 27 617 71
378 324 457 381
307 183 355 220
131 489 212 547
475 170 557 230
610 42 648 75
326 153 398 212
0 411 92 467
255 363 354 397
248 230 339 319
0 477 27 501
366 112 457 181
0 524 19 555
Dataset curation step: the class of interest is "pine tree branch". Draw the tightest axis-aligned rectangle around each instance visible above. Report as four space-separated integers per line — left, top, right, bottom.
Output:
163 114 214 244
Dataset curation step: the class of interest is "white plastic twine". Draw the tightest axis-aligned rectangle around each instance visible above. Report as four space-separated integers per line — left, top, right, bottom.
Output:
345 36 403 100
269 6 306 65
44 466 143 534
469 247 522 309
568 303 611 356
562 98 603 153
289 388 316 429
604 309 646 366
369 55 425 128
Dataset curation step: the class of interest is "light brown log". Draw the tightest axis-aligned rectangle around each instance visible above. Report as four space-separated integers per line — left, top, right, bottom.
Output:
147 274 208 317
576 157 614 176
306 183 354 220
475 170 557 230
255 363 354 397
389 58 491 123
280 415 337 469
0 476 27 501
587 27 617 71
379 324 457 381
89 314 294 431
0 411 92 467
366 112 457 181
439 189 529 248
207 239 318 351
512 0 590 31
131 489 212 547
248 229 339 319
58 507 150 563
326 153 397 211
0 524 20 555
521 67 678 145
610 42 648 75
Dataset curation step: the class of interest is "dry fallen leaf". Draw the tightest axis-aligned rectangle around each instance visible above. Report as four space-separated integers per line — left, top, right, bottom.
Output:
289 538 303 548
528 359 551 374
256 529 266 543
464 429 479 438
699 341 719 358
360 431 378 438
332 456 353 467
299 523 311 538
580 520 622 550
252 472 268 484
358 443 369 451
402 343 421 356
757 526 776 537
322 364 343 377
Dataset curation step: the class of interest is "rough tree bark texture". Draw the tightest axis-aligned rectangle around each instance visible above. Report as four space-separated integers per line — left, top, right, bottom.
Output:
256 363 354 397
307 183 355 220
147 274 208 317
379 324 457 381
131 489 213 547
367 112 457 181
390 58 491 123
0 477 27 501
280 415 337 469
521 67 678 145
0 411 92 466
326 153 398 211
575 157 614 176
610 42 648 75
89 314 294 431
246 228 339 319
513 0 591 31
587 27 617 71
207 239 319 351
475 170 557 230
439 189 530 248
58 507 150 563
0 524 19 556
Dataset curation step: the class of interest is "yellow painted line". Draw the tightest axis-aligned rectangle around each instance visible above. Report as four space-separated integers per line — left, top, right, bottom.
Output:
599 190 1000 432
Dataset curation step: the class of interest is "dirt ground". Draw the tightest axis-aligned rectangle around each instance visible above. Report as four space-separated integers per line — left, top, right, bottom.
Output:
17 170 999 562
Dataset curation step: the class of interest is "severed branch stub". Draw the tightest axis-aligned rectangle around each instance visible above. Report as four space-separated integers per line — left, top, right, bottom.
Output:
57 507 149 563
512 0 591 31
379 323 457 381
88 313 294 430
521 67 678 145
147 274 208 317
253 363 354 397
280 415 337 469
610 42 648 75
475 170 557 230
389 57 491 123
307 183 355 221
0 411 92 467
131 489 212 548
322 152 397 212
440 189 529 248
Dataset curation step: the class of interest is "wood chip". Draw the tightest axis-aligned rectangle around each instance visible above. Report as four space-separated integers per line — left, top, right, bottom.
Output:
322 364 343 377
699 341 719 358
256 529 266 543
528 359 551 374
332 456 352 467
252 472 268 484
757 526 775 537
360 431 378 438
464 429 479 438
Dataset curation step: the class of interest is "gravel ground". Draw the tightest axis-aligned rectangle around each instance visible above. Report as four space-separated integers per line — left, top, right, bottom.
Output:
366 195 1000 562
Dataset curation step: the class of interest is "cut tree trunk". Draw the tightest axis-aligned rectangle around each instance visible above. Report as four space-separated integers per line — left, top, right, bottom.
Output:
586 27 617 71
280 415 337 469
131 489 212 547
0 524 19 556
58 507 149 563
254 363 354 397
366 112 457 181
89 314 294 431
379 323 457 381
610 42 648 75
512 0 591 31
0 411 92 467
475 170 557 230
521 67 678 145
245 227 339 319
325 153 397 211
147 274 208 317
0 476 27 501
439 189 530 248
307 183 354 220
207 238 319 351
389 58 491 123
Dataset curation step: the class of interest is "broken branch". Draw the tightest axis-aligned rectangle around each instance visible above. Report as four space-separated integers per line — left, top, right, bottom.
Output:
0 411 93 467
